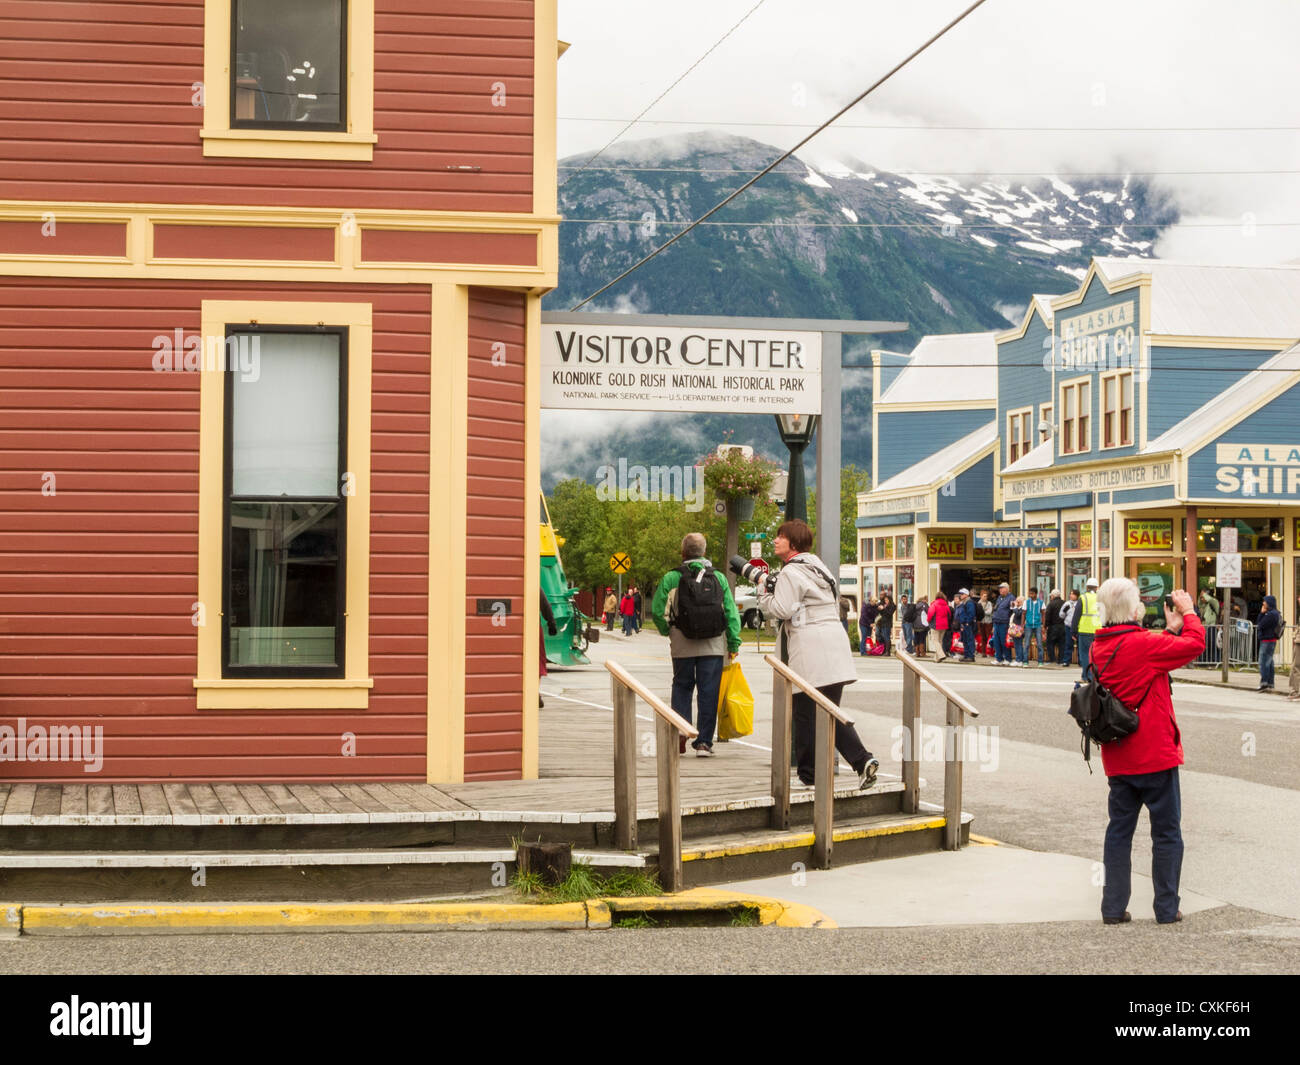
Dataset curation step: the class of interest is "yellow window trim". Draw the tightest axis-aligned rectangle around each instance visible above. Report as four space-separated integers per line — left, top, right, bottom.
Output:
195 299 373 711
201 0 376 161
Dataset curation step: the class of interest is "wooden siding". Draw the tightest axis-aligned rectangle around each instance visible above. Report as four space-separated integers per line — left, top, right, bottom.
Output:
0 277 430 781
0 0 535 213
464 288 525 780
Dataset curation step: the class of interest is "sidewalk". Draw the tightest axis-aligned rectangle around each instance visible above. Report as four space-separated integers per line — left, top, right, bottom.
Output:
722 835 1224 927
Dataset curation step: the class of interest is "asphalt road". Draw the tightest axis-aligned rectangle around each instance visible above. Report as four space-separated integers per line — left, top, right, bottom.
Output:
2 904 1297 975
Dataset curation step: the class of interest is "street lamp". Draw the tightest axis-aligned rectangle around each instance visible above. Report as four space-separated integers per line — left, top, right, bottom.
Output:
774 413 818 522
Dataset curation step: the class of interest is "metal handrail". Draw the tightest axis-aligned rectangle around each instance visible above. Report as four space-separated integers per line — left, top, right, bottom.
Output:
763 653 845 869
898 648 979 850
604 660 697 892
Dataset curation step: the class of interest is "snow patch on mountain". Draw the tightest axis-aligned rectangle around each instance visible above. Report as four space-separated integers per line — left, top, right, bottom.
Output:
803 166 832 189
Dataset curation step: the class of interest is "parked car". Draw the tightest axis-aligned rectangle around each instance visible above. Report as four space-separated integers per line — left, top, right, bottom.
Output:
733 587 765 630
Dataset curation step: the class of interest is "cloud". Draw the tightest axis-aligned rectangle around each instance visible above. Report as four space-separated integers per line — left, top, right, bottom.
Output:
558 0 1300 264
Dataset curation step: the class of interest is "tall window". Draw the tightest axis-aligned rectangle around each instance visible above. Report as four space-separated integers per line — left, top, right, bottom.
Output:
1038 403 1053 443
232 0 346 129
1101 371 1133 448
1007 407 1031 464
224 328 347 676
1061 379 1091 455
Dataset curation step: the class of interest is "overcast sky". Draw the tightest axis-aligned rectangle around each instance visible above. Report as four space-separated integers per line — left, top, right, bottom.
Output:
557 0 1300 265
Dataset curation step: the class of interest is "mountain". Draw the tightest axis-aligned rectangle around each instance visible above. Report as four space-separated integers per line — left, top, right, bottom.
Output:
542 132 1180 488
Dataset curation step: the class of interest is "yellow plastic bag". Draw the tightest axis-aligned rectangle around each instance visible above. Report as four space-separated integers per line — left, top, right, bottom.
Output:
717 661 754 739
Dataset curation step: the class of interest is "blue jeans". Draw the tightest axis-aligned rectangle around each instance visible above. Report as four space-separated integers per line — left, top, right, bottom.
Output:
961 622 976 660
1103 768 1183 922
902 621 914 649
622 614 634 636
877 625 891 654
671 655 724 748
1260 640 1277 687
1062 629 1074 666
1013 634 1026 663
1025 626 1043 663
992 621 1009 662
1078 632 1095 680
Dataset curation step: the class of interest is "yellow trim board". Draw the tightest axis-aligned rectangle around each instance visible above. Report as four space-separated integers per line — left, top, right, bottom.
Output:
533 0 559 218
195 299 373 710
201 0 376 160
427 284 469 784
522 294 542 778
682 817 946 862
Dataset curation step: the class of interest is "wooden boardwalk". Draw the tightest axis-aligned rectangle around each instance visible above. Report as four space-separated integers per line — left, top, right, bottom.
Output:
0 687 855 828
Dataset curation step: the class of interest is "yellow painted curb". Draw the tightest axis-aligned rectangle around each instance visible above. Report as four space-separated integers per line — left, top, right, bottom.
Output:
968 833 1003 846
585 900 612 929
682 817 946 862
19 901 592 935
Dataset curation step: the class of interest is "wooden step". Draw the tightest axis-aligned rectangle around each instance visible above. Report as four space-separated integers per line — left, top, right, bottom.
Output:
0 847 645 904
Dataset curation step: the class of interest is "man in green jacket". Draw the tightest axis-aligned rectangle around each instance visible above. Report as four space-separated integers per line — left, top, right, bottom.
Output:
651 533 742 757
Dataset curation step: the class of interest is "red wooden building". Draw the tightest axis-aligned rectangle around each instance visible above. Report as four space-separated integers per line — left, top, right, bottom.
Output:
0 0 559 783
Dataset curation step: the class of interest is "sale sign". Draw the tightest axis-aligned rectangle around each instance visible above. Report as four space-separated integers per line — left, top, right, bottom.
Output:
927 534 966 560
1125 519 1173 551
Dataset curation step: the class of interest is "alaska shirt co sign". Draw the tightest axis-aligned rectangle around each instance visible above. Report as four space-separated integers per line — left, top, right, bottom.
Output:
974 529 1061 550
541 324 822 414
1214 444 1300 496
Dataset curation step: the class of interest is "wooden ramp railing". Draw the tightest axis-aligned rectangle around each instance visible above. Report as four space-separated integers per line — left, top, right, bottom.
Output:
764 653 853 869
606 659 698 892
899 649 980 850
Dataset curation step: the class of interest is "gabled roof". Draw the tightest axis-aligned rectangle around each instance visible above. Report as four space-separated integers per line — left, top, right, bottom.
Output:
1001 436 1054 474
872 421 999 493
1085 258 1300 340
876 332 999 405
1143 341 1300 455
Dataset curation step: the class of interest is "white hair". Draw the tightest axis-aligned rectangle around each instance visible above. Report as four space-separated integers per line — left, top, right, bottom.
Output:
1096 577 1142 627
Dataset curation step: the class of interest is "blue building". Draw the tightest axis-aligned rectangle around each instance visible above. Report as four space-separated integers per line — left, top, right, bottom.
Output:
859 258 1300 621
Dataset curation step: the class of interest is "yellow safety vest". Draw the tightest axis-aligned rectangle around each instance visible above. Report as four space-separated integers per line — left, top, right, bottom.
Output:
1078 591 1099 634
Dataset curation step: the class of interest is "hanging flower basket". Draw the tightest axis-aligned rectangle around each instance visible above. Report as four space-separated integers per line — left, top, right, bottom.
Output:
730 494 756 521
700 448 780 500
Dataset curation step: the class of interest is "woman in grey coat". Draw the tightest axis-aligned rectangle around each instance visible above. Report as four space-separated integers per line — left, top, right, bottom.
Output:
758 519 879 790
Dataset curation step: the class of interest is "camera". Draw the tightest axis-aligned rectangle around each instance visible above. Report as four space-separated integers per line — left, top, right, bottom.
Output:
730 555 777 593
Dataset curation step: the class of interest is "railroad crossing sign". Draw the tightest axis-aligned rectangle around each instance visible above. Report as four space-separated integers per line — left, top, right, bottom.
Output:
609 552 631 574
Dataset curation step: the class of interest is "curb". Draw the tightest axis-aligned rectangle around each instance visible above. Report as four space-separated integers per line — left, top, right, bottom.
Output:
0 891 834 935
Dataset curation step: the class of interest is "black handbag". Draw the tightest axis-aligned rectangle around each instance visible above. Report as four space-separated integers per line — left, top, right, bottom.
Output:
1068 632 1157 771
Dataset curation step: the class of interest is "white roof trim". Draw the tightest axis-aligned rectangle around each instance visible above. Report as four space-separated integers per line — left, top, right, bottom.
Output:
877 332 999 405
1143 341 1300 456
1001 436 1054 475
872 421 999 494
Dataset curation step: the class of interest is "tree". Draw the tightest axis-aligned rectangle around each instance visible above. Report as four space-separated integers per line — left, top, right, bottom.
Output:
545 479 610 596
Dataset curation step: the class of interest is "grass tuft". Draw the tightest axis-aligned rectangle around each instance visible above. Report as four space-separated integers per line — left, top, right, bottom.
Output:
510 859 663 904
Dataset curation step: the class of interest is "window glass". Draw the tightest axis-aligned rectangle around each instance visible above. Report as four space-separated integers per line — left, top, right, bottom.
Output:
228 502 340 667
231 333 340 496
896 534 914 558
234 0 345 128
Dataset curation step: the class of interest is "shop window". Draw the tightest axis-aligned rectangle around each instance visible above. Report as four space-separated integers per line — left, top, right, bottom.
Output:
1099 556 1111 582
895 534 914 559
1064 520 1092 552
1007 407 1031 464
1189 517 1285 553
876 567 895 598
1099 519 1111 550
1066 557 1091 594
202 0 376 160
1060 378 1091 455
898 566 915 600
876 536 894 561
195 300 373 710
861 537 873 562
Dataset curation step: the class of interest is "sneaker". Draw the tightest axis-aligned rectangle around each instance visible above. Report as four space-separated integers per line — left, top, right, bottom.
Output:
857 758 880 791
1102 911 1132 925
794 778 815 789
694 743 715 758
1256 685 1269 692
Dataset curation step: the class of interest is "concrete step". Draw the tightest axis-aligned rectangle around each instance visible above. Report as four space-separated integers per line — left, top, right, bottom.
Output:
0 847 646 904
664 805 974 887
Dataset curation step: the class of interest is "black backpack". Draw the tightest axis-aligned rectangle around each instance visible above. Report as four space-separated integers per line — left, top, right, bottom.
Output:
673 561 726 639
1068 631 1157 772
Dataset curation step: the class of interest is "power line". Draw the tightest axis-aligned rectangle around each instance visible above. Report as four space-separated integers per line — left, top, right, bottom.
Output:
559 0 769 189
560 218 1299 229
840 364 1300 371
559 166 1300 177
559 118 1300 132
571 0 992 310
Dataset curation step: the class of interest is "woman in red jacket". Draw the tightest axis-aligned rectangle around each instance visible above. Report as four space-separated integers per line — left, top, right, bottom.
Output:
1090 580 1203 926
927 594 953 662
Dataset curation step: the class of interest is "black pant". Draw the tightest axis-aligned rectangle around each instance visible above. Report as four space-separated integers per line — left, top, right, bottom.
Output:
793 682 871 785
1046 623 1064 662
